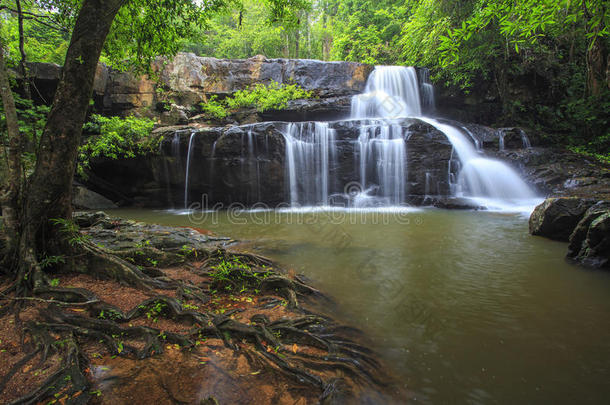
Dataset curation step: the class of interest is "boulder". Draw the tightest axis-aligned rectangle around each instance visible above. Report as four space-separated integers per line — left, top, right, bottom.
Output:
73 211 111 228
160 104 189 125
567 201 610 268
73 185 118 210
529 197 596 241
72 211 229 252
259 96 353 122
433 197 485 210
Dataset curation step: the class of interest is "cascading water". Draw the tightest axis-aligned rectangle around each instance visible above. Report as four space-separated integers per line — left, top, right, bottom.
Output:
418 68 435 113
183 131 196 209
242 129 262 204
348 66 419 206
284 122 337 206
281 64 538 210
357 123 407 205
168 63 538 211
351 66 422 119
418 117 537 206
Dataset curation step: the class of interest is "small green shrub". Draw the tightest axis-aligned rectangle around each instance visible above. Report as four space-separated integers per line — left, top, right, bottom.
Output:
199 82 313 119
209 256 251 283
200 95 228 119
226 82 313 112
79 114 156 176
568 145 610 165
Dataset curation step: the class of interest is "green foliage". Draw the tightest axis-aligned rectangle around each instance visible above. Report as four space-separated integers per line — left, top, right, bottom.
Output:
139 300 166 323
569 145 610 165
103 0 229 72
178 0 312 59
49 218 90 246
0 2 70 65
0 93 49 175
78 114 156 176
199 81 312 119
40 255 65 270
209 256 251 283
227 82 312 111
200 96 228 119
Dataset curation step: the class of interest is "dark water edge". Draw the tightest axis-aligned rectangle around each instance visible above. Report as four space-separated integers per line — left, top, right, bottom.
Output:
108 208 610 404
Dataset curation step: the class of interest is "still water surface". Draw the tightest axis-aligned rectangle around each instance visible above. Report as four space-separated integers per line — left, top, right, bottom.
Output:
109 208 610 404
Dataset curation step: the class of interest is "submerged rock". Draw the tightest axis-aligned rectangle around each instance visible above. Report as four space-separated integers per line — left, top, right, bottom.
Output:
529 197 596 241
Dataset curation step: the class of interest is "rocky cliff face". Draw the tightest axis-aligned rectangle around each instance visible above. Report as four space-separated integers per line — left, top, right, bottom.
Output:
19 53 374 122
155 53 373 100
20 55 608 212
83 119 489 209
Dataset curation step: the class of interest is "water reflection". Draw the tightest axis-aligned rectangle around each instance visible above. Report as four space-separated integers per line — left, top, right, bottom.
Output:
109 208 610 404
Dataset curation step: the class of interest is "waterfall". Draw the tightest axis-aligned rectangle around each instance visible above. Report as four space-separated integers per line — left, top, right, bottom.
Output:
242 129 262 204
351 66 422 119
351 65 537 209
184 131 196 208
164 64 537 211
418 117 537 203
357 122 407 205
284 122 337 206
279 64 537 210
419 68 435 112
171 132 181 160
499 132 506 151
520 129 532 149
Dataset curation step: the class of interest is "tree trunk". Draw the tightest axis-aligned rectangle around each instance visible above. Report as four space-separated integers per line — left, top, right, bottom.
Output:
295 18 300 59
0 35 23 269
586 35 608 97
15 0 31 100
12 0 125 278
583 0 608 97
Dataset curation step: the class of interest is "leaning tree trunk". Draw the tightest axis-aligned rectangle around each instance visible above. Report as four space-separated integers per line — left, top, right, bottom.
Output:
11 0 125 284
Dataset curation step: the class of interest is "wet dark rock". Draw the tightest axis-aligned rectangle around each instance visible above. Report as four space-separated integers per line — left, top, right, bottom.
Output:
567 201 610 268
73 211 229 251
83 118 525 208
433 197 485 210
72 211 110 228
85 122 288 208
495 148 610 199
529 197 596 241
72 185 118 210
259 96 353 122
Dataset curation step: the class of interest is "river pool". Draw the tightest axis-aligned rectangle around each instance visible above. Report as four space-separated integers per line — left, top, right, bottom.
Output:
108 208 610 404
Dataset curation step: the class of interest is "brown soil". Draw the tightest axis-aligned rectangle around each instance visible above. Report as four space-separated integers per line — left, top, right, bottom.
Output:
0 255 404 404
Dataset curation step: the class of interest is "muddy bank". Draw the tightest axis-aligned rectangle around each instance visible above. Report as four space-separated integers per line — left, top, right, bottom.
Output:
0 212 406 404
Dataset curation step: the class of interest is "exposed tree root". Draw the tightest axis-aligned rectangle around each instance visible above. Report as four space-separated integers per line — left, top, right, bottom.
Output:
0 223 395 404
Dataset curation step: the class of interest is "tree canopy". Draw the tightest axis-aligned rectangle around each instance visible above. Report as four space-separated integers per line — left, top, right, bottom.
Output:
1 0 608 158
